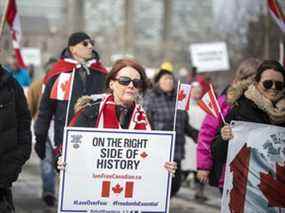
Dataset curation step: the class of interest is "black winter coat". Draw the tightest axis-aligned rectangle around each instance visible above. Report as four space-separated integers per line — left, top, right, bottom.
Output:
0 66 31 188
34 50 106 149
210 95 285 186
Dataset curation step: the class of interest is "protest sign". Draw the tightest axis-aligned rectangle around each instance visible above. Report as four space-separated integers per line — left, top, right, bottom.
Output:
58 127 175 213
221 121 285 213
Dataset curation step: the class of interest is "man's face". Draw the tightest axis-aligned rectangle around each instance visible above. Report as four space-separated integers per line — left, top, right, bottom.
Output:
69 39 94 61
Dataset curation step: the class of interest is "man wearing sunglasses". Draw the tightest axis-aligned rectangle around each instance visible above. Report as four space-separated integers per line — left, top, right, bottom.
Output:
34 32 107 174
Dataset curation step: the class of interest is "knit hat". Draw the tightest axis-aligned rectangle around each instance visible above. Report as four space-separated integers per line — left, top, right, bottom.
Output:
68 32 91 47
154 69 174 83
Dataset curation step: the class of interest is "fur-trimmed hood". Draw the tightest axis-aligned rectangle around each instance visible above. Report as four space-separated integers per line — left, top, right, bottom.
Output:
226 78 253 105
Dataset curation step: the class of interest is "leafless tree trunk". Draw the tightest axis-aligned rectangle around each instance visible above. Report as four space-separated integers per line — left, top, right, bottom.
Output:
123 0 134 54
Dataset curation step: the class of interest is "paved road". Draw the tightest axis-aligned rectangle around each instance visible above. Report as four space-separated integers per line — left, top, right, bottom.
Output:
12 152 221 213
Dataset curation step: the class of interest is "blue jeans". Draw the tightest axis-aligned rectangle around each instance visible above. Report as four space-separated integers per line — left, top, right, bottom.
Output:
40 138 56 196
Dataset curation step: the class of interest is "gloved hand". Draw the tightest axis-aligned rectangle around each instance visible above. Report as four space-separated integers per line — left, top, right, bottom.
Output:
34 137 46 160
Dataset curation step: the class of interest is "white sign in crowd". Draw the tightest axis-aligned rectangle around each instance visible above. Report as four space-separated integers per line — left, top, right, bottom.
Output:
58 127 175 213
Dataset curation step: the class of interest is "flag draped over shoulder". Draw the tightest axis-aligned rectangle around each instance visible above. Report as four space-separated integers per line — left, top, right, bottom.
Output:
268 0 285 33
5 0 26 68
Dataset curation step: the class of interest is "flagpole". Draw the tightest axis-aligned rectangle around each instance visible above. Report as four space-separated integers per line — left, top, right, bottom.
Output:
173 80 180 131
0 0 9 40
64 68 76 127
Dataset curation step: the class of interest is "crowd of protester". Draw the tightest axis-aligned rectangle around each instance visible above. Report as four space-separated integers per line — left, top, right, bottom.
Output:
0 31 284 212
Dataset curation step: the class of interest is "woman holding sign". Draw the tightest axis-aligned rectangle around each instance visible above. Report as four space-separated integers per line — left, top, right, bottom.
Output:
212 60 285 192
58 59 177 174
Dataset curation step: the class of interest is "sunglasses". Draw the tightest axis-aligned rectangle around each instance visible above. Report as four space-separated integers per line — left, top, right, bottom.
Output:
81 40 95 47
115 76 143 89
262 80 284 91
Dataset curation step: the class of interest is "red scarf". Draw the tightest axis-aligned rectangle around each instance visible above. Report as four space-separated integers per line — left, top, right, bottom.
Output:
96 95 151 130
43 58 107 84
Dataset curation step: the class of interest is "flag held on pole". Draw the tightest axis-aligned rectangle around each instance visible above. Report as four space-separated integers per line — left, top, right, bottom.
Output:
5 0 26 68
267 0 285 33
176 83 192 111
197 84 225 123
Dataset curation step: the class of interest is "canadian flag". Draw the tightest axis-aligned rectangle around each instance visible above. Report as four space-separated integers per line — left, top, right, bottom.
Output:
50 72 73 100
198 84 221 119
176 83 192 111
5 0 26 68
101 181 134 198
267 0 285 33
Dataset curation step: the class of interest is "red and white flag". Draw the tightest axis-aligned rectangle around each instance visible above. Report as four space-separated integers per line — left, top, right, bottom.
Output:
50 72 72 100
5 0 26 68
101 181 134 198
176 83 192 111
198 84 223 121
267 0 285 33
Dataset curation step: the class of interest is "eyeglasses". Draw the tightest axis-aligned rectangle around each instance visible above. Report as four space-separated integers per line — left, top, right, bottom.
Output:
262 80 284 91
81 40 95 47
115 76 143 89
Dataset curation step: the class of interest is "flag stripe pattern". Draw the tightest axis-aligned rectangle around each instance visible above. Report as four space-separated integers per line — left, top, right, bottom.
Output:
101 181 110 197
268 0 285 32
5 0 26 68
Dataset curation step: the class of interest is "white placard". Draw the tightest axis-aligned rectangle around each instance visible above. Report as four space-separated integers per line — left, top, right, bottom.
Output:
21 47 42 66
58 127 175 213
189 42 230 72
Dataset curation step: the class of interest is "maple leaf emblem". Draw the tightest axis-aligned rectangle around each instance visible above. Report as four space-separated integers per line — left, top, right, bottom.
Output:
112 184 123 194
178 89 186 101
60 81 69 94
258 162 285 208
140 151 148 159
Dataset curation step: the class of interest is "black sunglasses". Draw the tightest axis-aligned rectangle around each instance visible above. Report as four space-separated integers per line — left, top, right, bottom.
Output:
115 76 143 88
81 40 95 47
262 80 284 91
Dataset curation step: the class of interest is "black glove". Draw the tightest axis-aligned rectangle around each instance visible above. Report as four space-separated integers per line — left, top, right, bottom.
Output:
34 137 46 160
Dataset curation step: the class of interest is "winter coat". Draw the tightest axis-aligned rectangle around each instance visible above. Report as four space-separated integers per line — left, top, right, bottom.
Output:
210 85 285 187
70 94 151 130
4 65 31 87
34 49 107 149
0 66 31 188
143 86 199 161
197 94 231 171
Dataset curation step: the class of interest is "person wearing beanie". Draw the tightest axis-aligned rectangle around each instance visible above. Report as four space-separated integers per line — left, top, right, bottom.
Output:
34 32 107 178
143 68 199 197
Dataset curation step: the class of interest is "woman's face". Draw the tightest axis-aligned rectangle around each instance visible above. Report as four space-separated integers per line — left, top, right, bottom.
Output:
191 84 202 100
159 74 174 93
256 69 284 102
109 66 142 106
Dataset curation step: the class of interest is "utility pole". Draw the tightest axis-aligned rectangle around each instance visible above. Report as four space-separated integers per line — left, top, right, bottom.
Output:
162 0 172 59
123 0 134 54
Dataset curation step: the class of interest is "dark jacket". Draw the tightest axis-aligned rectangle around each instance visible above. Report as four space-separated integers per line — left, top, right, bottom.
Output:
210 95 285 186
143 86 198 161
34 49 107 157
0 66 31 188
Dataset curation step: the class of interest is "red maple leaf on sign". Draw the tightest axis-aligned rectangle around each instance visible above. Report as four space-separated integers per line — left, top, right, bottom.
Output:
112 184 123 194
178 89 186 101
140 151 148 159
258 162 285 209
